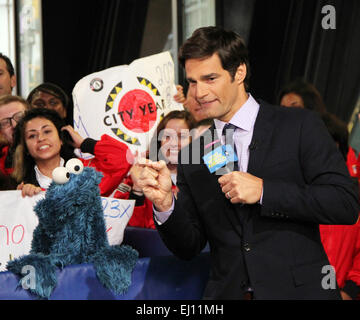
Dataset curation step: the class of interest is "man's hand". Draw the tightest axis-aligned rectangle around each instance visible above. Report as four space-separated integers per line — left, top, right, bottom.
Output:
137 159 173 212
218 171 263 204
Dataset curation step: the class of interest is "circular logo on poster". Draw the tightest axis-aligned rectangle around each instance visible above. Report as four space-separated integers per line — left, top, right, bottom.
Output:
103 77 165 147
118 89 157 133
90 78 104 92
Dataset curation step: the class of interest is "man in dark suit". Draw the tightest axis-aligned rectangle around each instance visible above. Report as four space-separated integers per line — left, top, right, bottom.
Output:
138 26 359 299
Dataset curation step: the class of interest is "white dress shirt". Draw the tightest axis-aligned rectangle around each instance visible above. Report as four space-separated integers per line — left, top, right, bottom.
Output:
35 158 65 189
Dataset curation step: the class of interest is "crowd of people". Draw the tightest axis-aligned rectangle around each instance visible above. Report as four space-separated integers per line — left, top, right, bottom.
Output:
0 25 359 300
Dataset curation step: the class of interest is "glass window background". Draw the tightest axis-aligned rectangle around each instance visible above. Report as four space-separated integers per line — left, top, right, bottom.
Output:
139 0 215 85
17 0 43 97
0 0 16 93
183 0 216 41
140 0 177 82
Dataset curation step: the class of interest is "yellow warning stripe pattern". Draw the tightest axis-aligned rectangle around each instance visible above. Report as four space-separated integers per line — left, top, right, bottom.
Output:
111 128 140 146
137 77 161 96
105 82 122 112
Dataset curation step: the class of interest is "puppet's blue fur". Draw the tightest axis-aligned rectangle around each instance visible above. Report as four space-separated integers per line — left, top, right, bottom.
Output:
7 166 138 299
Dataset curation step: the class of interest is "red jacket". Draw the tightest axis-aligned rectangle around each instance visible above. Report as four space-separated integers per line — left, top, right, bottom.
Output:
80 134 133 197
347 147 360 179
320 222 360 299
319 146 360 299
0 145 13 176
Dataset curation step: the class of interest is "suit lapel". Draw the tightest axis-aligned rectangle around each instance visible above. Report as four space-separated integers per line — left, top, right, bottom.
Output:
247 100 276 176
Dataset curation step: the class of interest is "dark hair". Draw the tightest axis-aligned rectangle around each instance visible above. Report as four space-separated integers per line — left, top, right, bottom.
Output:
12 108 74 182
321 112 349 160
149 110 196 161
0 53 15 77
27 82 70 111
179 26 251 90
278 78 327 114
0 94 30 110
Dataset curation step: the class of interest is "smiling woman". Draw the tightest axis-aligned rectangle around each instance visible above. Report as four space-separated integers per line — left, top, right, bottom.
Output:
24 117 63 176
11 108 133 198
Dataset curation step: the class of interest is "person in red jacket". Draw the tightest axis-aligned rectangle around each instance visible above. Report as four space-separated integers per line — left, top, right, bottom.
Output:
347 146 360 180
11 108 132 197
113 110 196 229
319 112 360 300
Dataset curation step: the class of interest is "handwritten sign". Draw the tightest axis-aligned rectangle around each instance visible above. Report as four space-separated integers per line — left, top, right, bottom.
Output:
101 197 135 245
0 191 134 271
72 51 183 156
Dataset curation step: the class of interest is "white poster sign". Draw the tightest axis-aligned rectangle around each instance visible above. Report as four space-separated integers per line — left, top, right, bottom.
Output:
0 191 134 271
72 51 184 156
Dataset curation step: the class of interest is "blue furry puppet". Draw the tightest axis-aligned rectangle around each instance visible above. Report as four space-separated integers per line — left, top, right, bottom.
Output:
7 158 138 299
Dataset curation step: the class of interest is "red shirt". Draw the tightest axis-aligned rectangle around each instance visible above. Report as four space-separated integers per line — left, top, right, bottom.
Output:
80 134 133 197
0 145 13 176
320 146 360 299
320 222 360 298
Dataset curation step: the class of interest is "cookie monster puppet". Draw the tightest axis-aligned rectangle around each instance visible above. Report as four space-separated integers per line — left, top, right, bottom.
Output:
7 159 138 299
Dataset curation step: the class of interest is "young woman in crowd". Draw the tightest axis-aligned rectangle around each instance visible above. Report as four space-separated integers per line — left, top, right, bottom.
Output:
278 78 327 114
12 108 132 197
114 110 196 229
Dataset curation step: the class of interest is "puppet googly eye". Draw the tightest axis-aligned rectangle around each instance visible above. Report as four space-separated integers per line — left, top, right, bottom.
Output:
65 158 84 175
52 167 70 184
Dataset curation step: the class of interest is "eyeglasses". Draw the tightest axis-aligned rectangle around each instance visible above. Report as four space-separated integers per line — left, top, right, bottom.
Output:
0 111 25 129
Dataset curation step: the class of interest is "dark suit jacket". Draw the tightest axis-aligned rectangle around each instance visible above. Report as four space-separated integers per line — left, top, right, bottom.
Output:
156 100 359 300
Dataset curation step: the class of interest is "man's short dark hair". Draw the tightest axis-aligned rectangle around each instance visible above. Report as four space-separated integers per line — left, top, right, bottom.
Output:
178 26 251 90
0 53 15 77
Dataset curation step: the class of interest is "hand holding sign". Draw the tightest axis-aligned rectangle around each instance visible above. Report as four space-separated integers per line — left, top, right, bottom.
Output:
61 125 84 148
17 182 42 198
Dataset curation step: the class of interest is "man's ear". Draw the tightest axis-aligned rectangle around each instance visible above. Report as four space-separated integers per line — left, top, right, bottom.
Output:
235 64 247 85
10 74 16 90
